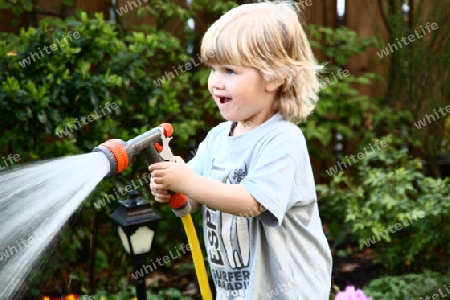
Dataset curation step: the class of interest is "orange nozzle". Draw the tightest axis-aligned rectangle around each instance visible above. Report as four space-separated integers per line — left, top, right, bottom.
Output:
99 139 129 174
159 123 174 138
169 193 188 209
94 124 172 177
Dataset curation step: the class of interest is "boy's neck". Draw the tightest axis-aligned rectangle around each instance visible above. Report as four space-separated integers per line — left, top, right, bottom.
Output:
229 112 277 136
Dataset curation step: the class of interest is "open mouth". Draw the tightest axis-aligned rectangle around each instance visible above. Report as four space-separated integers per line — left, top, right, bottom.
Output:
219 97 232 104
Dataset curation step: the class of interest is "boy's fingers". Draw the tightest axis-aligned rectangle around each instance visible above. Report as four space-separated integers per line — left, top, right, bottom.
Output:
148 162 170 171
151 188 168 194
152 192 171 203
153 178 169 188
150 169 166 178
150 181 167 190
153 177 164 184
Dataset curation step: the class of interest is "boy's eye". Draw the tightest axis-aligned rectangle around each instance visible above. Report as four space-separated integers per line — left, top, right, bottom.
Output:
209 66 235 74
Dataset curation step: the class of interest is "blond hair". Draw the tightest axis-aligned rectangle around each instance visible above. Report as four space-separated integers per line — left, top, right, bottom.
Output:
200 0 321 124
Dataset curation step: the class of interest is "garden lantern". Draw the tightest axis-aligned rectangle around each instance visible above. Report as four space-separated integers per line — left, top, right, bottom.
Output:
109 189 161 300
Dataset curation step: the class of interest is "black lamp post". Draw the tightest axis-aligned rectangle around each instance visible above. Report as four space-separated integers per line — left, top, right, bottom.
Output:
109 189 161 300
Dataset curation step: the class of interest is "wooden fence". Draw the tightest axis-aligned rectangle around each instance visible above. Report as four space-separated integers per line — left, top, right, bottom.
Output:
2 0 446 108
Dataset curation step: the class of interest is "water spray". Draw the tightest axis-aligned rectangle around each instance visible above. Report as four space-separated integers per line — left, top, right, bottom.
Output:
93 123 212 300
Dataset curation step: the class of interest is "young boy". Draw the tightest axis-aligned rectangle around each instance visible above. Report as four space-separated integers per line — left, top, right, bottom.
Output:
149 1 332 299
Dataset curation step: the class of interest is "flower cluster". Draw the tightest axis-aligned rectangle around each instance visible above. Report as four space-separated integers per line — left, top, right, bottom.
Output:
335 286 371 300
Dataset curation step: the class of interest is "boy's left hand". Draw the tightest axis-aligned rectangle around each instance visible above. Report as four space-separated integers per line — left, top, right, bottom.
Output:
149 161 194 195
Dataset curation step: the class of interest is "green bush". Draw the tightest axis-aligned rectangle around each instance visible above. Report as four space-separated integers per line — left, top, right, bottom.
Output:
317 135 450 274
303 24 379 172
93 281 195 299
363 270 450 300
303 25 380 244
0 9 213 296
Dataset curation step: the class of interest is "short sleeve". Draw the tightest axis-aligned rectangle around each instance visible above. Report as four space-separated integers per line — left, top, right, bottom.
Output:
240 149 297 227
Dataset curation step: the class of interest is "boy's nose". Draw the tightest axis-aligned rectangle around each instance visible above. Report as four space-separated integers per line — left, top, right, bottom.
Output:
209 75 225 90
213 82 225 90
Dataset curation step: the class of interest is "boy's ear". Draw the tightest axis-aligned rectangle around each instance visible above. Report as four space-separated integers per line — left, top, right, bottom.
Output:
265 79 284 93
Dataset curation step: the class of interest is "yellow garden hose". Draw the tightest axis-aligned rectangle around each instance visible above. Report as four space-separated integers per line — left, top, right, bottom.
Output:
167 193 212 300
94 123 212 299
180 213 213 300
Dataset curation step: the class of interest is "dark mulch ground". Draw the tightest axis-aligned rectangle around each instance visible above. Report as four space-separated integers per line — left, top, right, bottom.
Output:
36 255 380 300
145 245 382 298
35 245 381 299
332 253 381 292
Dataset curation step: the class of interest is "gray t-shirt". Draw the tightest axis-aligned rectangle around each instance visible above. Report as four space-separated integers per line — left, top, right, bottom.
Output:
188 113 332 300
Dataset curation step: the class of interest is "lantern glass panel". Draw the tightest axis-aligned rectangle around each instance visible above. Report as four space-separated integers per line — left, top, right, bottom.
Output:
118 226 155 255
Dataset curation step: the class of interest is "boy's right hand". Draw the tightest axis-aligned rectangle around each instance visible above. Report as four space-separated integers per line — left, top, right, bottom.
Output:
149 156 186 203
150 175 171 203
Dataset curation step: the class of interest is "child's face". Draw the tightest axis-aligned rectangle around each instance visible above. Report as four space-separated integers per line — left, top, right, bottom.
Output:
208 65 278 126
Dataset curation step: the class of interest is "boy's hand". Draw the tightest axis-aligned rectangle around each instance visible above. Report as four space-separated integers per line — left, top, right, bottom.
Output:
149 156 190 203
150 176 171 203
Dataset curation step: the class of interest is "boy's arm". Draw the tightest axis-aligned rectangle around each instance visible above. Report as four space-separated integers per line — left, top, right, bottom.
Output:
188 197 201 213
174 156 202 214
150 160 263 216
183 174 263 216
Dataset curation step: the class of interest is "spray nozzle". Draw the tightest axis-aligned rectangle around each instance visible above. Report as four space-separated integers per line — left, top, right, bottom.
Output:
92 123 190 214
92 123 173 177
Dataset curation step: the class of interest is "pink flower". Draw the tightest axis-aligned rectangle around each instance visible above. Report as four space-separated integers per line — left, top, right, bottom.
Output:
335 286 372 300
